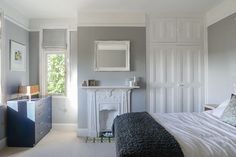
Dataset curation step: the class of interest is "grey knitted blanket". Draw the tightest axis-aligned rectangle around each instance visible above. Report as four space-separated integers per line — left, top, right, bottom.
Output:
113 112 184 157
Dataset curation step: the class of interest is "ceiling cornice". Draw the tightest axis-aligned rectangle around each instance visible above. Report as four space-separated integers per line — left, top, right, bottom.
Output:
0 1 30 30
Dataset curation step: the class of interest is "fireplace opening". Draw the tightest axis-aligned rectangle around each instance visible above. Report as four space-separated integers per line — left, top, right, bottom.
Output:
99 109 118 137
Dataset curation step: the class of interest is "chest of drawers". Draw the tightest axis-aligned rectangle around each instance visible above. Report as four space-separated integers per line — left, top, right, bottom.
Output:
7 96 52 147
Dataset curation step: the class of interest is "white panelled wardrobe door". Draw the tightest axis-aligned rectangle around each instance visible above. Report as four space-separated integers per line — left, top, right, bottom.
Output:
148 16 205 114
177 18 203 43
150 45 178 113
176 46 204 112
150 18 177 43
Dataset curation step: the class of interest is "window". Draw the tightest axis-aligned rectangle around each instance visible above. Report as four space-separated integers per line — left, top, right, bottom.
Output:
40 29 69 97
46 53 66 95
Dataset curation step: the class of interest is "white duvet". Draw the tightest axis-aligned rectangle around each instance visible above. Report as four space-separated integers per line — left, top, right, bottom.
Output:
151 112 236 157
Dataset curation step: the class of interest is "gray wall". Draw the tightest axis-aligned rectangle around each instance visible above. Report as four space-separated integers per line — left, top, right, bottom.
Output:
208 13 236 104
77 27 146 128
29 32 39 85
0 19 29 140
4 20 29 97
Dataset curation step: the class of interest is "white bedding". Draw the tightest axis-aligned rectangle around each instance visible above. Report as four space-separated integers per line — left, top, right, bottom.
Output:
151 112 236 157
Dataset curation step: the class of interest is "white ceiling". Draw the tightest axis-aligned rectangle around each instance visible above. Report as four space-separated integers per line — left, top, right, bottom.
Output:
1 0 223 19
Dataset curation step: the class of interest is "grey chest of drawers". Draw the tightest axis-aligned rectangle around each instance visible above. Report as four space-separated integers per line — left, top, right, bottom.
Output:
7 96 52 147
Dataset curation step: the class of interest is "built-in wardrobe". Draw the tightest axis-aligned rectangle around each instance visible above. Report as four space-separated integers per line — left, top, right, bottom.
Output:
147 15 205 113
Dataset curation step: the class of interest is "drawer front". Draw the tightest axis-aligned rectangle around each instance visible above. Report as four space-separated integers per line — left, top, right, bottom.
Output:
35 96 52 143
35 120 51 138
36 98 51 122
36 110 51 127
35 125 47 142
36 98 49 111
36 99 44 110
35 108 44 121
36 115 51 128
35 122 51 142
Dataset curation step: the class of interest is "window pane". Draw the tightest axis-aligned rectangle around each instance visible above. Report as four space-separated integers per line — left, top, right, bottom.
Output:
47 54 66 95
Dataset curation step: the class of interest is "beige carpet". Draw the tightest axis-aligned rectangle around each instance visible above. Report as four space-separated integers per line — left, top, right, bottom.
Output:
0 130 116 157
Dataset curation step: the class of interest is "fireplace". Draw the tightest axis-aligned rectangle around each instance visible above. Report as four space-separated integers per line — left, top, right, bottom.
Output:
99 109 118 137
82 86 139 137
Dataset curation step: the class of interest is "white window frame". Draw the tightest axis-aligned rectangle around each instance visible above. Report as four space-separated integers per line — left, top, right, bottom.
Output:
39 29 70 98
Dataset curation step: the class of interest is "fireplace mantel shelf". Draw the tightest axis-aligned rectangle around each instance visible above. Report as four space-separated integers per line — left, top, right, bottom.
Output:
81 86 140 89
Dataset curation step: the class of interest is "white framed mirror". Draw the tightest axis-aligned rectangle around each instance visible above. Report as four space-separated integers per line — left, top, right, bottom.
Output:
94 41 130 71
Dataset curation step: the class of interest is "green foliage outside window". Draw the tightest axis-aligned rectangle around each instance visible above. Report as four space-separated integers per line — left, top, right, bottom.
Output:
47 54 66 95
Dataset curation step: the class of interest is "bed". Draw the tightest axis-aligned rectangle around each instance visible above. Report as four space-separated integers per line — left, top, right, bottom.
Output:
113 99 236 157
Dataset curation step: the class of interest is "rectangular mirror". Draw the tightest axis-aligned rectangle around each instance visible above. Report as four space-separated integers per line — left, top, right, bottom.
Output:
94 41 130 71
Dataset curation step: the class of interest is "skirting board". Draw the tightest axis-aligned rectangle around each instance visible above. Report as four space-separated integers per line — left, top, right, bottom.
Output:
0 138 6 150
52 123 77 131
77 128 89 137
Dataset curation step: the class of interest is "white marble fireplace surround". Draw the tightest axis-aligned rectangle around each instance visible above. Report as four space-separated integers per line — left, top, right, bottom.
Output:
81 86 139 137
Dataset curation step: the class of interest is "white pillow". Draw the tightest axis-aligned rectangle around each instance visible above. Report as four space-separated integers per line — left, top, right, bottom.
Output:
211 99 230 118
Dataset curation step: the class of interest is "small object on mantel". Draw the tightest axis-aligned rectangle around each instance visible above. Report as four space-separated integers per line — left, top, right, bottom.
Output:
127 76 139 87
82 80 87 86
129 80 134 87
133 76 138 86
18 85 40 100
88 80 97 86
